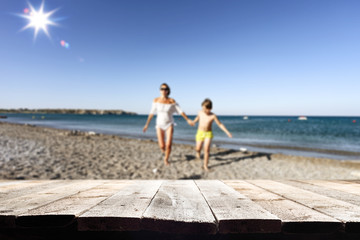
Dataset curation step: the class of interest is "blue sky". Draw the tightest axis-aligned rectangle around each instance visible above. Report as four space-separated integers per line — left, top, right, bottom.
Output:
1 0 359 116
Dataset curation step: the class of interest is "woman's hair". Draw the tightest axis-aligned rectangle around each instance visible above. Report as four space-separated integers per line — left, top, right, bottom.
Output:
160 83 171 96
202 98 212 109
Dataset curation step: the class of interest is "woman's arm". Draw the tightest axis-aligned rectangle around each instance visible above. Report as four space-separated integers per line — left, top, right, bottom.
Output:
143 101 157 133
214 115 232 138
180 112 195 126
143 114 154 132
173 101 194 126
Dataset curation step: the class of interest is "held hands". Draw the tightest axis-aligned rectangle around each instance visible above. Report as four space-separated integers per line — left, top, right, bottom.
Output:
187 119 195 127
227 132 233 138
144 119 194 132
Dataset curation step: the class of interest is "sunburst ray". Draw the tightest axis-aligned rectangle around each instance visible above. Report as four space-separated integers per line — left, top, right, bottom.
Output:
18 1 59 40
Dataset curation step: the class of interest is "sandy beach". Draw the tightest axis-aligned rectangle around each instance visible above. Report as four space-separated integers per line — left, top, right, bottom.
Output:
1 122 360 180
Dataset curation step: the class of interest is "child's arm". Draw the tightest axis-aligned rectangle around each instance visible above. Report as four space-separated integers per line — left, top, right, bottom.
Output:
193 114 200 124
189 112 200 126
214 115 232 138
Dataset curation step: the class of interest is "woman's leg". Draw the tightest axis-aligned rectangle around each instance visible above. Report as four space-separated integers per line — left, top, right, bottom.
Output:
203 138 212 171
156 127 165 153
164 125 174 165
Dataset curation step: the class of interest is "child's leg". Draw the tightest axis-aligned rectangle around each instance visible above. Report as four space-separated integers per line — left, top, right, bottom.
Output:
164 125 174 166
195 141 203 159
156 128 165 153
203 138 212 171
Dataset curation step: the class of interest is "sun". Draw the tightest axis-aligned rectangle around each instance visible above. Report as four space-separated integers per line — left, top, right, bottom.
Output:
19 1 58 40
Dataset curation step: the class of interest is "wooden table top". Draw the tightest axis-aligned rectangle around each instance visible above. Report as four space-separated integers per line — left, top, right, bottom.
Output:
1 179 360 237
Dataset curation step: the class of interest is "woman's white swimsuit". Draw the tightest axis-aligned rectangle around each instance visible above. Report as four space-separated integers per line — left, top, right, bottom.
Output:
150 102 183 130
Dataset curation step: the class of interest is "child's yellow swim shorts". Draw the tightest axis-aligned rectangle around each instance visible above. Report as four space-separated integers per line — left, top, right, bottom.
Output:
196 130 214 142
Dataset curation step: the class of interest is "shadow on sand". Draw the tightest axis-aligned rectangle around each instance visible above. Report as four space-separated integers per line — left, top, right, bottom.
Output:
179 174 203 180
209 150 272 169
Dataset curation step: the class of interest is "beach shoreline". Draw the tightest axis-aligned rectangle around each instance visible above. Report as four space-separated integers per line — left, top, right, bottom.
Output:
1 122 360 180
2 114 359 161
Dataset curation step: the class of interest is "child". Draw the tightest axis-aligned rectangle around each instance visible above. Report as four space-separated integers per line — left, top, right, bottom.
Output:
192 98 232 171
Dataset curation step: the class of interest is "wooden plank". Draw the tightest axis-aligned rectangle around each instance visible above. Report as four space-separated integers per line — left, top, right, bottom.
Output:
141 180 217 234
248 180 360 233
0 180 106 228
16 181 130 229
0 180 72 202
345 180 360 184
78 180 162 232
195 180 281 234
302 180 360 197
280 180 360 207
0 180 52 194
223 180 342 234
0 181 26 187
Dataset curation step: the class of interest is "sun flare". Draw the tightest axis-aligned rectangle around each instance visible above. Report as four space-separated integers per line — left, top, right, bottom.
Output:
19 1 58 40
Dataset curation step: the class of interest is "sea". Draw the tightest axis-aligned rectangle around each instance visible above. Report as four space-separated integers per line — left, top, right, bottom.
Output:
1 113 360 160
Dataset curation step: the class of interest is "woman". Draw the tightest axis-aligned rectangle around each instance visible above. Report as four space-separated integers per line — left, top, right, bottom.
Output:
143 83 193 166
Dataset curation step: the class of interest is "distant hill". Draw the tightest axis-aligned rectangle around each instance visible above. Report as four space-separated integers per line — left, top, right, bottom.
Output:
0 108 137 115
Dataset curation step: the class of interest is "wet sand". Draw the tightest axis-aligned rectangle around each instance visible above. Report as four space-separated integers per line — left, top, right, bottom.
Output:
1 122 360 180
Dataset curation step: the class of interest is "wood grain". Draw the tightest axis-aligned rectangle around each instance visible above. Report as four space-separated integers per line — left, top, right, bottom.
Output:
78 180 162 231
196 180 281 234
248 180 360 233
224 180 342 234
142 180 217 234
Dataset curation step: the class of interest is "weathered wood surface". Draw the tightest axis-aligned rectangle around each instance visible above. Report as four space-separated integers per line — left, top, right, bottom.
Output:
17 181 130 229
1 180 360 236
0 180 106 228
224 180 342 234
297 180 360 196
248 180 360 233
279 180 360 207
196 180 281 234
142 180 217 234
0 180 74 202
78 180 162 231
